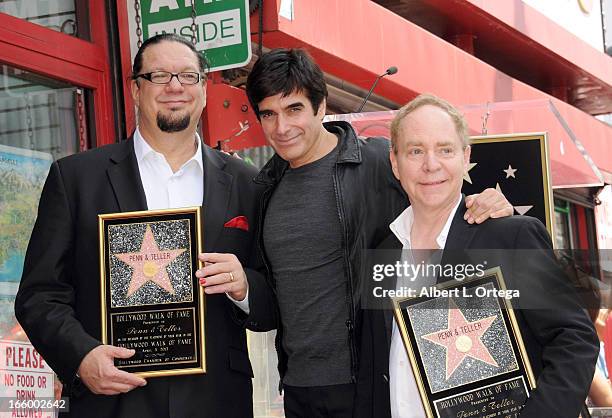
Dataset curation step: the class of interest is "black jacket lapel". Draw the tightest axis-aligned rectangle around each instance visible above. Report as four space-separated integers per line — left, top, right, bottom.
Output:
440 196 478 277
444 197 477 250
107 139 147 212
201 145 232 251
378 234 403 348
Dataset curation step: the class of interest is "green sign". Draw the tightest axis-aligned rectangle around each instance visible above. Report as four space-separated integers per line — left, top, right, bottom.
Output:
141 0 252 72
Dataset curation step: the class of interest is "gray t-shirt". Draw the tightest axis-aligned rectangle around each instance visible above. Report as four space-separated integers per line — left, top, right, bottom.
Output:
262 144 351 387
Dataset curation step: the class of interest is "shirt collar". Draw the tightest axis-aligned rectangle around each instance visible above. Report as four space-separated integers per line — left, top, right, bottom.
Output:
389 206 414 249
389 194 462 249
133 126 203 172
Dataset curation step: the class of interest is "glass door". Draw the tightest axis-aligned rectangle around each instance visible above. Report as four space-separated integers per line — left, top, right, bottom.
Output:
0 1 115 407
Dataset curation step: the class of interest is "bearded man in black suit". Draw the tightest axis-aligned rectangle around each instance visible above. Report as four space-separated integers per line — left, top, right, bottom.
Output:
355 94 599 418
15 34 275 417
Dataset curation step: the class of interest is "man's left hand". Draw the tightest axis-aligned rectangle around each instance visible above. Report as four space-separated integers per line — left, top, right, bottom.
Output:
464 188 513 224
197 253 248 301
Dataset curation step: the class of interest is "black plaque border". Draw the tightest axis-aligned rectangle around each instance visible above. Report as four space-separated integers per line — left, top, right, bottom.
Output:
99 207 205 378
465 133 554 238
393 267 536 417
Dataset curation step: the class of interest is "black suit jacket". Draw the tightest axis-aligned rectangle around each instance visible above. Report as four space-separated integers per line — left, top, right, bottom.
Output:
15 138 276 418
356 199 598 418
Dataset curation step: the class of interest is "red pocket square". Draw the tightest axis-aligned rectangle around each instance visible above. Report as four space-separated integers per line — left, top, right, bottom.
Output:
224 215 249 232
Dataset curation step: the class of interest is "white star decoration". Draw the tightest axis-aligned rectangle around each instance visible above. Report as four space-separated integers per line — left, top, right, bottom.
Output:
495 183 533 215
503 165 517 179
514 206 534 215
463 163 477 184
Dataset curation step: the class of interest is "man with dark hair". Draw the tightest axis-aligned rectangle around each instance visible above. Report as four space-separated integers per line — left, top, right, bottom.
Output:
245 49 512 417
246 49 327 122
15 33 274 417
131 34 209 77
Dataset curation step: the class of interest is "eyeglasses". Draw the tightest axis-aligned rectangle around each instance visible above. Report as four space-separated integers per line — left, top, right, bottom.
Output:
133 71 203 85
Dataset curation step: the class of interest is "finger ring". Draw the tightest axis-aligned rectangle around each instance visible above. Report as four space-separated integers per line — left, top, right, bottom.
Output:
229 272 235 282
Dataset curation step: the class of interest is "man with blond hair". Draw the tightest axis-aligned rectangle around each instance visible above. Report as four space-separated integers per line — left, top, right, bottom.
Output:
356 94 598 418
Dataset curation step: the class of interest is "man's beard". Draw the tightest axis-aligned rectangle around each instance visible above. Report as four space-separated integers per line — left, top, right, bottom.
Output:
157 112 190 133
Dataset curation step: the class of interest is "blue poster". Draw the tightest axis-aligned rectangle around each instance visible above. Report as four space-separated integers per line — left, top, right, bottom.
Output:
0 145 52 293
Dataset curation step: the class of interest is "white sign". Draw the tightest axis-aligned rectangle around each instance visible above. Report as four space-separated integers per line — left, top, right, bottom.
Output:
0 340 55 418
521 0 604 51
147 9 242 51
133 0 252 72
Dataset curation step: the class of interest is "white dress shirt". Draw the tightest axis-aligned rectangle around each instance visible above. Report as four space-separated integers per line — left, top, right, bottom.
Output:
133 128 249 312
388 194 462 418
133 127 204 210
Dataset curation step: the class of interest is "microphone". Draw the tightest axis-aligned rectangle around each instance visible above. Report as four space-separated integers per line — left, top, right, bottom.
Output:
386 66 398 75
356 66 398 113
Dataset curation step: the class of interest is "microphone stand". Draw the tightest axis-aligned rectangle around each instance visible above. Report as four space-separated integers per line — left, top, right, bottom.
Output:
356 67 398 113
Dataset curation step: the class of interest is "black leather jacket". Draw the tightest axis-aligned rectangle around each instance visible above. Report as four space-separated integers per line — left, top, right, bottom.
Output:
253 121 407 385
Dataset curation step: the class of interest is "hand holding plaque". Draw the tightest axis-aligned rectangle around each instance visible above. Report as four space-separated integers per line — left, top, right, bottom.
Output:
78 345 147 395
197 252 248 301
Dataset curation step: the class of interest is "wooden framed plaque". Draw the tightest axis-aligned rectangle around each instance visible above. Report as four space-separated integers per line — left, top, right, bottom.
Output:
393 267 536 418
98 207 205 378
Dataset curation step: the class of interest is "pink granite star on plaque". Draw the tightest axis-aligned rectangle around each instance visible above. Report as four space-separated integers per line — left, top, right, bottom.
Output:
114 225 186 297
421 298 498 380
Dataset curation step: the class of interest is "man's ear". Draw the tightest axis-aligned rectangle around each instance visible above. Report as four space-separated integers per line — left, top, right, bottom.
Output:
201 78 207 108
316 99 327 119
463 144 471 169
130 78 140 107
390 148 400 181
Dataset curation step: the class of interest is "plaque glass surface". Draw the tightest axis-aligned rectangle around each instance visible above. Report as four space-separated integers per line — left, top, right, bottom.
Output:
394 268 535 418
99 207 205 377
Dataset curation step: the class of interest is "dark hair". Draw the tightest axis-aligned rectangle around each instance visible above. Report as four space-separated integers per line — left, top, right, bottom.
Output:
131 34 209 78
246 48 328 119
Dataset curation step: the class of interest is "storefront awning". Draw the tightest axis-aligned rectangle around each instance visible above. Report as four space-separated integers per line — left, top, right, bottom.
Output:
326 99 605 189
